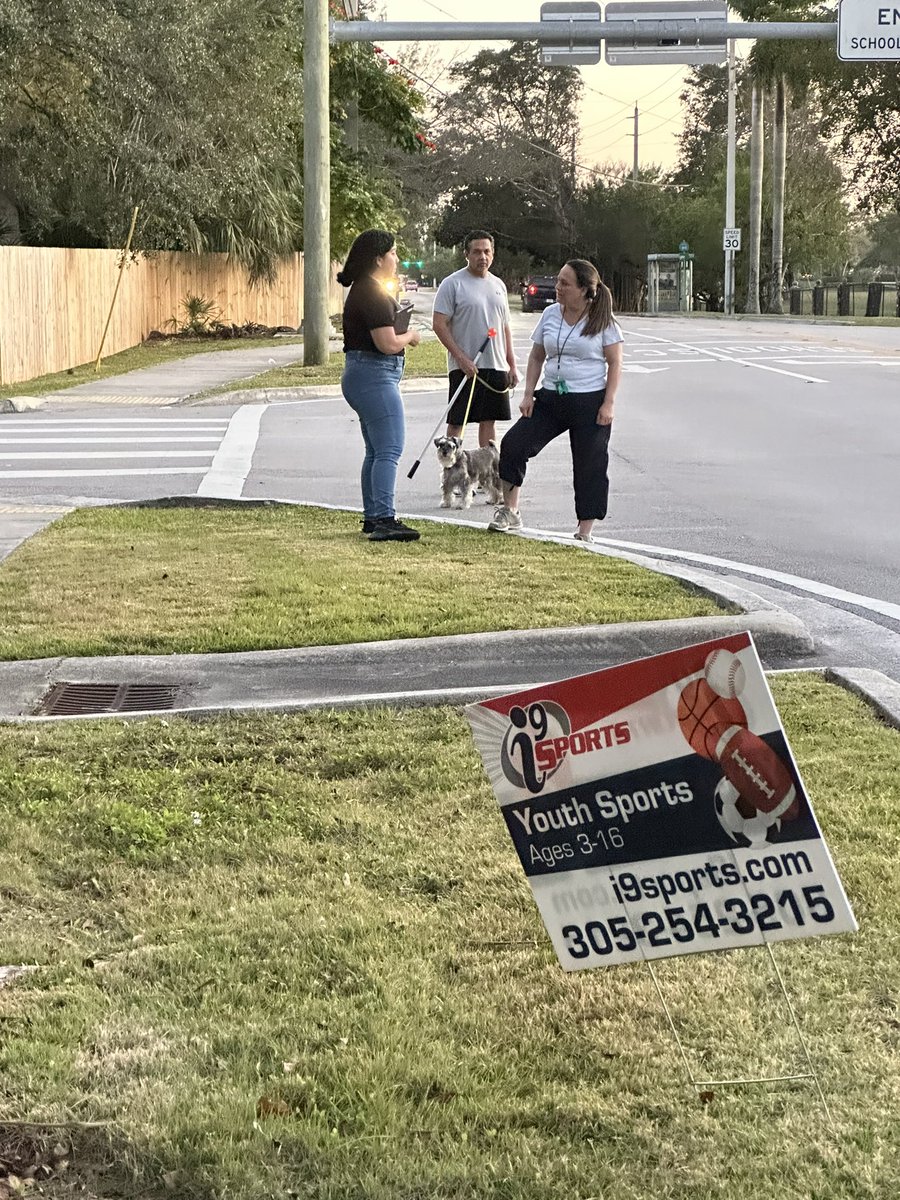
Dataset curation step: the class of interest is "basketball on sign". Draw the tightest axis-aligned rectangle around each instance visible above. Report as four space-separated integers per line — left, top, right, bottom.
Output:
677 677 747 760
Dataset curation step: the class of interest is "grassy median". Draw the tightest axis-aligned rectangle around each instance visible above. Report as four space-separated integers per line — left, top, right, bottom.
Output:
0 674 898 1198
199 336 448 395
0 505 724 661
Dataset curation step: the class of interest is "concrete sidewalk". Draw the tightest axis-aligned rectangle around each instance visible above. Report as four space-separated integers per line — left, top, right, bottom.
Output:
6 341 336 409
4 310 441 411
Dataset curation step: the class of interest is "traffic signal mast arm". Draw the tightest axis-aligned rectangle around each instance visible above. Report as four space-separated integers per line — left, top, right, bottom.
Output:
332 19 837 43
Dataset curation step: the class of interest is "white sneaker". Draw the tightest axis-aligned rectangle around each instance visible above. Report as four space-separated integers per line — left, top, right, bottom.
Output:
573 530 595 543
488 505 522 533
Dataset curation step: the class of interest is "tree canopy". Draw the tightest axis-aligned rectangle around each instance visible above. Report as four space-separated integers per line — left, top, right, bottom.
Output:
0 0 429 276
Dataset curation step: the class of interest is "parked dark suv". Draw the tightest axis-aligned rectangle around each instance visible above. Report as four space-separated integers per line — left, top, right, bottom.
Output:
521 275 557 312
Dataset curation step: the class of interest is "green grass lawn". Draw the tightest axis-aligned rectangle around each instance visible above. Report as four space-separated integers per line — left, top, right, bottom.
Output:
0 675 897 1198
0 505 724 661
0 336 306 401
199 336 448 395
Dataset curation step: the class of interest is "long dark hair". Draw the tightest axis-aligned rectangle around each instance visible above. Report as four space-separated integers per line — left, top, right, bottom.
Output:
565 259 614 337
337 229 394 286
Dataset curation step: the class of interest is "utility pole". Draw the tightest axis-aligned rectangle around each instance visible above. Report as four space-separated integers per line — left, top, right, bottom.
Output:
302 0 331 365
632 103 639 182
723 35 736 316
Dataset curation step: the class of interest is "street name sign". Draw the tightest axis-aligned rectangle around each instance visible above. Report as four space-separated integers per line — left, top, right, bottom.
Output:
838 0 900 58
723 227 742 251
540 1 602 64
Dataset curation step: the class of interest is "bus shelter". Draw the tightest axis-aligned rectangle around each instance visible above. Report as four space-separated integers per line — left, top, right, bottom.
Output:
647 253 693 314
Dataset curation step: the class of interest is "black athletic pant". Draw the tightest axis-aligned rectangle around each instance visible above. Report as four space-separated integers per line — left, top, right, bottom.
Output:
498 387 611 521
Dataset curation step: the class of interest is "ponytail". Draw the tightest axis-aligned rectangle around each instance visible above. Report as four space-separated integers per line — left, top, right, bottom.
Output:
565 258 614 336
584 281 613 337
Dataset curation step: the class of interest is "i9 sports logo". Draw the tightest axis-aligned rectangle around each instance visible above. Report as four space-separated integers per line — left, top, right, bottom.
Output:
500 701 571 794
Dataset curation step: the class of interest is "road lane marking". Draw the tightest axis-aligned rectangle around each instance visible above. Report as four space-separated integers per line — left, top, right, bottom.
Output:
1 421 227 430
0 468 208 478
624 358 717 366
624 328 829 383
197 405 265 498
776 358 900 366
588 534 900 623
0 450 215 459
0 437 220 444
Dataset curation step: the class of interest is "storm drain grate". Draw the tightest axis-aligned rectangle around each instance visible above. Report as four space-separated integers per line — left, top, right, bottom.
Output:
36 683 183 717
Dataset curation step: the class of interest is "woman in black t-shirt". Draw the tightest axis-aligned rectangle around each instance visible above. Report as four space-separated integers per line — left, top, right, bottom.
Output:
339 229 422 542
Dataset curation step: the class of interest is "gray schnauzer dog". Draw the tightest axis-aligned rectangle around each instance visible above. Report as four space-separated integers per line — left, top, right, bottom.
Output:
434 436 503 509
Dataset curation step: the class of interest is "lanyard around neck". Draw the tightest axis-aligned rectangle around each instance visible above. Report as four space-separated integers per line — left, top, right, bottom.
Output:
555 307 586 370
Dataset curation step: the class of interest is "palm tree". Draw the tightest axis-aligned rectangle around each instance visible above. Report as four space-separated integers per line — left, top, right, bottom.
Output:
732 0 821 314
769 76 788 313
745 82 764 314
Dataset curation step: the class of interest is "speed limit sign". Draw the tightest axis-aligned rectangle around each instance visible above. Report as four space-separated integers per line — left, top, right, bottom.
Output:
723 227 742 251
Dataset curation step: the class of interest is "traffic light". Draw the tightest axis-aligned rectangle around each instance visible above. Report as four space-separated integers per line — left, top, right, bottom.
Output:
401 260 411 268
415 260 424 268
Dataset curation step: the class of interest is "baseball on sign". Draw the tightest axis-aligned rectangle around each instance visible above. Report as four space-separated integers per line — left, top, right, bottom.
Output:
704 649 746 699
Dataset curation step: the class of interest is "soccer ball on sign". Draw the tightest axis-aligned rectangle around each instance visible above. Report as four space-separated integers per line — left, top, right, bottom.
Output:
713 778 781 847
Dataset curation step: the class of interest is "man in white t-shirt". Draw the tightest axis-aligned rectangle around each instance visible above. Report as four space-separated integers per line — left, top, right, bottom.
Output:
432 231 520 447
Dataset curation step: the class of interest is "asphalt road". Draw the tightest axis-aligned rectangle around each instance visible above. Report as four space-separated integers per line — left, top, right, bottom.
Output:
1 301 898 681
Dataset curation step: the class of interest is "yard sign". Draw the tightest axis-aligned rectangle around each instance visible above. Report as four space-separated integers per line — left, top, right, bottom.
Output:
466 633 856 971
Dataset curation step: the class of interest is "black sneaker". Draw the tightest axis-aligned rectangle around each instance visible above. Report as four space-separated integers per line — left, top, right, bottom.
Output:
367 517 420 542
361 518 376 534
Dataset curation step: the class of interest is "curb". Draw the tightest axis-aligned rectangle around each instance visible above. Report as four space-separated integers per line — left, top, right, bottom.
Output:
1 395 46 413
0 608 811 723
189 377 449 406
825 667 900 731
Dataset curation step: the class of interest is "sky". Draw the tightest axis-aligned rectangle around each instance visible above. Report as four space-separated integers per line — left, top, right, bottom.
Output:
376 0 695 174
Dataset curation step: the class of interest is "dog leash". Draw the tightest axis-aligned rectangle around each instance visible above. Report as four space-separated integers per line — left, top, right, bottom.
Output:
457 368 512 443
406 329 497 479
457 372 479 444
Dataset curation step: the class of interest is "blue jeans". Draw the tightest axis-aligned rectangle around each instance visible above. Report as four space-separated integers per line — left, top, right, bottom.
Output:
342 351 405 520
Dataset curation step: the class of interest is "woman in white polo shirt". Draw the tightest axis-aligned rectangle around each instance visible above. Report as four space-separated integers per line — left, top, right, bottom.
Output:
488 259 624 542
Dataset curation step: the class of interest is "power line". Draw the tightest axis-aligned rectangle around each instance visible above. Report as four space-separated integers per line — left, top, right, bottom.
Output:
389 50 686 189
641 83 690 118
634 66 686 103
380 1 688 175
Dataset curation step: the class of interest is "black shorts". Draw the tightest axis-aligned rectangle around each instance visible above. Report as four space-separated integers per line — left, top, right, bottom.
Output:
447 368 511 425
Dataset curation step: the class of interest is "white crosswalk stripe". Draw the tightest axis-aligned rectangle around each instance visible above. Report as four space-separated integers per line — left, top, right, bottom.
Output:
0 437 221 444
0 415 229 483
0 468 213 479
0 451 215 459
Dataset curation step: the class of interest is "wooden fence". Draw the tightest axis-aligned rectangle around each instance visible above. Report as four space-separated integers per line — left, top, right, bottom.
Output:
0 247 344 386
